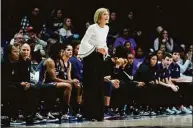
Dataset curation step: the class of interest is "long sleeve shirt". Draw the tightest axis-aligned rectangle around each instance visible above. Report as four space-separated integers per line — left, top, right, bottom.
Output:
113 37 136 50
2 60 21 86
154 38 174 53
69 56 83 81
177 59 191 73
134 63 157 84
78 23 109 58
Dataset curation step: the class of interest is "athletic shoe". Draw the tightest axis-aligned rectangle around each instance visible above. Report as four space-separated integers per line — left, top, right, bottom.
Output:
171 107 181 115
181 106 192 114
165 108 175 115
46 112 59 123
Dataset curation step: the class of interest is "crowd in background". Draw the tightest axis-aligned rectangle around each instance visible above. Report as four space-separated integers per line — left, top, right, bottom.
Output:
1 6 193 126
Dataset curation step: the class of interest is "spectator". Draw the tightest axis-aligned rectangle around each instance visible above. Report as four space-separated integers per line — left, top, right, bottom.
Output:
132 46 146 76
170 47 192 82
113 28 137 50
156 50 164 64
69 41 83 82
9 33 24 46
124 41 135 56
186 44 193 62
24 26 47 52
47 9 64 34
59 17 74 43
154 29 174 53
177 46 192 77
123 11 142 38
107 12 120 45
20 7 46 35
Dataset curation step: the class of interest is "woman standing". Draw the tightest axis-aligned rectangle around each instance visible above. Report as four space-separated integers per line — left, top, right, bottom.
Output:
78 8 109 121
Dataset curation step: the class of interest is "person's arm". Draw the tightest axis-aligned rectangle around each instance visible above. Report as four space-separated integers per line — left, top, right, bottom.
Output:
78 26 95 56
158 77 179 92
154 38 159 51
166 38 174 52
168 77 175 84
67 62 72 80
46 59 72 83
177 60 191 73
104 76 111 82
59 28 66 37
133 64 149 84
35 36 47 47
110 79 120 89
69 58 81 80
171 77 181 82
165 77 176 86
158 77 173 88
104 26 109 56
159 81 172 88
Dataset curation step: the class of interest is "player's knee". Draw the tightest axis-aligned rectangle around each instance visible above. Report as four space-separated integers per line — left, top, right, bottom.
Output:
66 83 72 90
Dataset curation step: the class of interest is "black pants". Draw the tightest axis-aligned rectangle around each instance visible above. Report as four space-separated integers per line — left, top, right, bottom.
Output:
178 82 193 106
82 51 104 120
7 85 38 118
146 84 180 109
110 82 130 109
39 84 69 115
39 86 58 115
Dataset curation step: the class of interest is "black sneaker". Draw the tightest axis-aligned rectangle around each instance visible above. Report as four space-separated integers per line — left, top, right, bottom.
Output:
76 113 83 120
132 108 140 116
106 108 118 116
68 104 76 116
61 113 78 122
25 115 35 125
120 110 127 118
1 116 10 126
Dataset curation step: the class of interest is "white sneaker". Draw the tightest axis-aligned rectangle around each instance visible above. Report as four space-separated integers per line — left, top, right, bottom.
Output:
36 113 45 120
188 105 193 112
181 106 192 114
166 108 175 115
171 107 181 115
61 114 70 120
46 112 59 123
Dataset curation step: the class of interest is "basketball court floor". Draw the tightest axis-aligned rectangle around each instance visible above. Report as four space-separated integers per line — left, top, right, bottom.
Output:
9 114 192 127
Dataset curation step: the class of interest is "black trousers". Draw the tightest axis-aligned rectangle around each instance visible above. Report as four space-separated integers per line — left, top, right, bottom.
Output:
110 82 130 109
177 82 193 106
130 84 180 109
146 84 180 109
7 85 38 118
82 51 104 120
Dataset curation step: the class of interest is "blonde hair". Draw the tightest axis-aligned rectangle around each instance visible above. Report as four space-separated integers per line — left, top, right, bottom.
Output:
94 8 109 24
